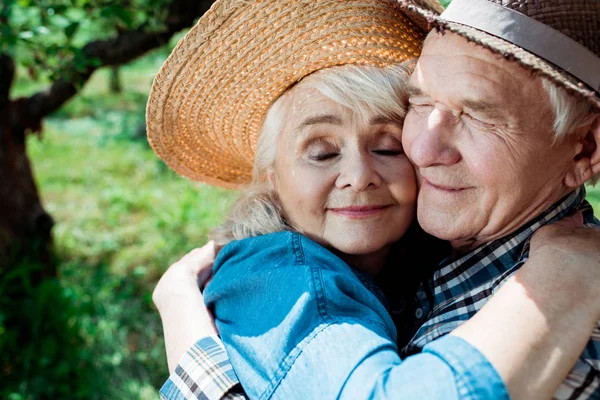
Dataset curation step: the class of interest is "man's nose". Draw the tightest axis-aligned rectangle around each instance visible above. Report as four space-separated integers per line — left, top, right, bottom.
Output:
408 108 461 168
335 153 381 192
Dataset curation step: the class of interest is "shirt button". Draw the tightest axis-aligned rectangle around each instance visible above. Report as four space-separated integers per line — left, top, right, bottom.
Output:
415 308 424 319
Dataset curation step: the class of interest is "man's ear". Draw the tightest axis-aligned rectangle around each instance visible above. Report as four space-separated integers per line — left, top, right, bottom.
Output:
565 114 600 188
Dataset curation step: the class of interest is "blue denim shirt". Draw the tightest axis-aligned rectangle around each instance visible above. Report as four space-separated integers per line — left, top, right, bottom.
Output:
203 231 509 400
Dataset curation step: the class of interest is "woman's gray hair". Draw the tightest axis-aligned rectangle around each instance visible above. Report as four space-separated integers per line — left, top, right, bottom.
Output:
211 62 413 247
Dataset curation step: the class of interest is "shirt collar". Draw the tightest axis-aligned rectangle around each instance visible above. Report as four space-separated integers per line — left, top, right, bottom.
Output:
430 187 587 304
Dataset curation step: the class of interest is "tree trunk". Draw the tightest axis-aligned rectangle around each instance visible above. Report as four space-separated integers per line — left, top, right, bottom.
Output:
0 0 217 274
0 54 55 275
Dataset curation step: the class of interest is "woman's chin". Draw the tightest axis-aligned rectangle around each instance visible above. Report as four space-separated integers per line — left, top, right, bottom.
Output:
327 237 391 256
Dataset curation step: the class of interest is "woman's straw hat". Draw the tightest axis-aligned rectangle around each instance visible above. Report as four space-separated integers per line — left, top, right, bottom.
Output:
146 0 440 189
397 0 600 110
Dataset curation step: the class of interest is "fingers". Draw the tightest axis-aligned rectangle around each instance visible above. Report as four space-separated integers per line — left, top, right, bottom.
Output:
172 241 216 287
533 211 584 240
177 241 216 272
531 212 600 255
551 211 584 228
154 241 217 307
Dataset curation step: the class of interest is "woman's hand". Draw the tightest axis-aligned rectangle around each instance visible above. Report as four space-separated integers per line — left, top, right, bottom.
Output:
528 211 600 317
153 241 216 308
153 241 219 373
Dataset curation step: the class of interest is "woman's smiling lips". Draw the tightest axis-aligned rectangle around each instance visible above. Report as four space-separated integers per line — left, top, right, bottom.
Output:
328 205 390 219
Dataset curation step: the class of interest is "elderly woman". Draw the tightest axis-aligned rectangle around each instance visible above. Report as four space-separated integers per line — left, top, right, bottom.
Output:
148 0 600 399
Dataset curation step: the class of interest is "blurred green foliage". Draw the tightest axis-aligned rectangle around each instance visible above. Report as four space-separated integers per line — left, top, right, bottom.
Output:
0 0 171 83
2 53 236 399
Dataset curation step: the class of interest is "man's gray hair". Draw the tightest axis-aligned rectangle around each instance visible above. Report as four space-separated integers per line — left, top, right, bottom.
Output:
542 79 596 140
542 79 599 184
211 63 413 247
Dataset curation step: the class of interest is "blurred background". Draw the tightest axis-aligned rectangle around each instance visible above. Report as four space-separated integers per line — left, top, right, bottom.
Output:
0 0 598 399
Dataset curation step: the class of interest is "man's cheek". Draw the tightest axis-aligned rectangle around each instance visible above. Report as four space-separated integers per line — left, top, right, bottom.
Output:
468 152 507 186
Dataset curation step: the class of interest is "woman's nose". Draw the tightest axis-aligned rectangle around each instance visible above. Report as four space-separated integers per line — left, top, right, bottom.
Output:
407 108 461 168
335 153 382 192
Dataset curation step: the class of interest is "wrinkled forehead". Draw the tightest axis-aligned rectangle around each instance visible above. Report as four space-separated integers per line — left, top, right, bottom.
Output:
414 32 550 117
284 84 348 121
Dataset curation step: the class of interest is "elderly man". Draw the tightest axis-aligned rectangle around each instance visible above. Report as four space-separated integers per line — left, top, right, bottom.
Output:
154 0 600 399
398 1 600 398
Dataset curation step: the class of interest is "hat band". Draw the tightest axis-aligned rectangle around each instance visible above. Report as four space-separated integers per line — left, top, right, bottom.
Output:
440 0 600 93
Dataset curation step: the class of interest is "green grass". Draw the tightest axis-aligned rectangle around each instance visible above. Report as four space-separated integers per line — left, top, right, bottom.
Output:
587 184 600 212
21 120 236 399
29 121 236 280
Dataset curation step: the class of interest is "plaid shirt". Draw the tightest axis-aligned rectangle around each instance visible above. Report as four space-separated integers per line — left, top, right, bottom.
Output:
160 336 246 400
161 187 599 400
403 187 600 400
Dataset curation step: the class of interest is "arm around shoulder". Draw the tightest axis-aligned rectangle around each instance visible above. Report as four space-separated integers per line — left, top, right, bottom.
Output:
205 232 508 400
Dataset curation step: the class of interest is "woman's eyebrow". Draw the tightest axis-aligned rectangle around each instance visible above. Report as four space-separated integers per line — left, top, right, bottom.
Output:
369 115 401 126
297 115 343 131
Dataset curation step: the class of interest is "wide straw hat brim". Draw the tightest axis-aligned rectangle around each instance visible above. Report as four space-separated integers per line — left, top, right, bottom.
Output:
147 0 433 189
394 0 600 110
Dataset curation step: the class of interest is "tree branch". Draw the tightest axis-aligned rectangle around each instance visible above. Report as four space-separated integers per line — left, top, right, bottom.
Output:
23 0 215 124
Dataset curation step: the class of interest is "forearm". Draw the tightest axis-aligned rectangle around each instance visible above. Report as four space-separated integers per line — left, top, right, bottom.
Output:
451 259 597 400
264 321 507 400
152 242 219 374
158 290 217 373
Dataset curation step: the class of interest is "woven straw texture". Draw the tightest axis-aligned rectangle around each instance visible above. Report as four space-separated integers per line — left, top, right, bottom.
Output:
146 0 427 188
426 0 600 109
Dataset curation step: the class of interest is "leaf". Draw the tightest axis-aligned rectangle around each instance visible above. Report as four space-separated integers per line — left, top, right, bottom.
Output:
100 4 135 28
18 30 34 39
64 21 79 39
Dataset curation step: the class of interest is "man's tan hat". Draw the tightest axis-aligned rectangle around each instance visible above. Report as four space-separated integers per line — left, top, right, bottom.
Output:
146 0 441 189
397 0 600 109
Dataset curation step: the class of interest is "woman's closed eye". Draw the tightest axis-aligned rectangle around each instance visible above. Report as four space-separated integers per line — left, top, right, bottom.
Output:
309 152 339 162
373 148 403 156
304 137 340 162
372 134 404 157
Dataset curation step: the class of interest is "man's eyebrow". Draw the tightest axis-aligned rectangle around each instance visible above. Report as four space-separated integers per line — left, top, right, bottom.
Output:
462 99 503 120
297 114 343 130
406 84 426 98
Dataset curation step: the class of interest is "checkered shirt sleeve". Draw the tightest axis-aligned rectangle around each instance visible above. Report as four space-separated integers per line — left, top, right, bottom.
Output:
160 336 248 400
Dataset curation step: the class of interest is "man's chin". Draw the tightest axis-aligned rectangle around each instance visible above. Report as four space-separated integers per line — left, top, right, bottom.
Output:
417 208 469 241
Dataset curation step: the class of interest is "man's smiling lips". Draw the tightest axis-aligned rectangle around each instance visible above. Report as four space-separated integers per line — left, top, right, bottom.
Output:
421 177 471 192
328 205 390 219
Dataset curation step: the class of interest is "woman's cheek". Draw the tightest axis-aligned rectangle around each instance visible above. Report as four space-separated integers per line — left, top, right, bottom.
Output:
286 165 334 226
390 158 418 202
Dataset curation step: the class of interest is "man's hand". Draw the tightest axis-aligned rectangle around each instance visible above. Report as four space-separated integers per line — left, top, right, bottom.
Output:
153 241 219 373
